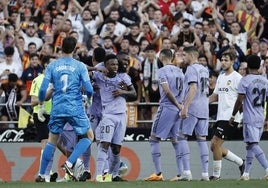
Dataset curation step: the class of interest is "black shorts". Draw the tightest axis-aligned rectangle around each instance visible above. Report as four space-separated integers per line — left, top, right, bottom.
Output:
33 113 50 142
213 120 239 140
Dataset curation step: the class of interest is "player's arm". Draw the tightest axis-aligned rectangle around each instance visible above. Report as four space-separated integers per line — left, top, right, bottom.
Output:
84 81 93 98
38 78 50 104
113 83 137 99
161 82 182 110
181 82 197 119
229 93 244 125
209 93 218 104
265 97 268 130
184 82 197 108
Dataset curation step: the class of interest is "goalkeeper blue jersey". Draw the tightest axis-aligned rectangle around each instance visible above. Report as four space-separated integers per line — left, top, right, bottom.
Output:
39 56 93 117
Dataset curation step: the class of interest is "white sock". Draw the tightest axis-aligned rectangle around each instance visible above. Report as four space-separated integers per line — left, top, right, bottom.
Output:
213 160 222 177
224 150 243 166
66 161 73 168
183 170 191 175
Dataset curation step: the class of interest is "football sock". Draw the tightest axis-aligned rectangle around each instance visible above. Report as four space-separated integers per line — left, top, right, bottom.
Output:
96 145 108 176
45 158 54 176
251 144 268 169
172 142 183 175
40 143 56 175
150 138 161 174
179 139 190 171
67 138 92 165
109 152 120 177
197 139 209 174
213 160 221 177
82 145 91 171
224 150 243 166
244 144 254 174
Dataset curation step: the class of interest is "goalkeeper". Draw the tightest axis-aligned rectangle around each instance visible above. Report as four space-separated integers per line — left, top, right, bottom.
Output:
30 57 58 182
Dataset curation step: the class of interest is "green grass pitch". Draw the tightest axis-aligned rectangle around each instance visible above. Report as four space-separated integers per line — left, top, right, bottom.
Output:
0 180 267 188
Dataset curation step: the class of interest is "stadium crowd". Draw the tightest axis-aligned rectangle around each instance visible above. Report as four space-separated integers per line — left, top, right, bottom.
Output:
1 0 268 183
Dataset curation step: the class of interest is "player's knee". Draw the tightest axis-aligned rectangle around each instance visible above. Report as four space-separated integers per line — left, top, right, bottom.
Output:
177 133 188 141
196 136 206 142
111 144 121 155
87 129 94 141
149 135 160 143
210 140 216 152
246 142 257 150
77 133 88 140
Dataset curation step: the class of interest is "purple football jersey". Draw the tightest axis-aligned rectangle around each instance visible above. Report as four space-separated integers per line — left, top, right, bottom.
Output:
238 74 268 126
183 63 209 118
158 64 184 111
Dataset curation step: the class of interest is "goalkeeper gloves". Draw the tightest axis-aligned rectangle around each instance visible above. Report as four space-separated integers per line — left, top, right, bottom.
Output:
38 104 46 122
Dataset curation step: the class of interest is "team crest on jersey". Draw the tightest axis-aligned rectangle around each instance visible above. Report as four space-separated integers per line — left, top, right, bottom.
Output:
227 80 231 86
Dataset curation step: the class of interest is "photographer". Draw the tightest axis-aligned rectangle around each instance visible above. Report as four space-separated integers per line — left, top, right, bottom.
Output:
171 18 201 49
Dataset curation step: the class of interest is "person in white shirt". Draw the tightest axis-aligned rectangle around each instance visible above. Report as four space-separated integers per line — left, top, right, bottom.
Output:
209 50 244 180
19 22 43 51
0 46 22 80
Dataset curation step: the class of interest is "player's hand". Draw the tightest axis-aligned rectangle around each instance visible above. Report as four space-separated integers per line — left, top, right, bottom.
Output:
119 81 127 91
229 117 235 126
38 104 46 122
180 106 188 119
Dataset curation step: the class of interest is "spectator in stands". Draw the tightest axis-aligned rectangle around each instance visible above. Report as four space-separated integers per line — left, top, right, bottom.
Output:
142 45 160 121
21 53 43 100
17 21 43 51
102 36 116 54
264 56 268 79
156 37 173 57
86 34 101 56
102 8 126 37
138 15 157 45
238 61 248 77
171 18 201 49
156 0 177 30
199 40 216 71
208 70 218 120
190 0 210 23
216 41 246 71
37 11 53 36
173 0 195 25
201 20 220 51
117 37 129 54
170 12 183 37
139 38 150 59
213 10 257 55
3 24 16 48
247 40 260 56
18 42 38 70
117 0 140 27
129 40 143 70
0 46 23 81
235 0 264 39
194 21 204 39
258 39 268 76
0 73 27 128
99 18 117 40
0 26 4 61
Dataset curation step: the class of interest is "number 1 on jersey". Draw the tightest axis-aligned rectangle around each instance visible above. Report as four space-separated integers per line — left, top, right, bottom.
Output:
61 74 68 93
